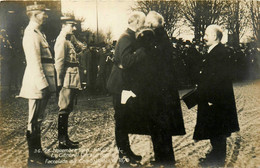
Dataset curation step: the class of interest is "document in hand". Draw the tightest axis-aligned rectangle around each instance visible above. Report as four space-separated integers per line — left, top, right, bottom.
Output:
121 90 136 104
181 87 198 109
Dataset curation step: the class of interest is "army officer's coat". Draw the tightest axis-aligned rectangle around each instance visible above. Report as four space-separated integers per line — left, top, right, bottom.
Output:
19 21 56 99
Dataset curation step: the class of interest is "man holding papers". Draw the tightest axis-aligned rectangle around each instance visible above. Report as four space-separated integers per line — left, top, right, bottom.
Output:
106 11 146 165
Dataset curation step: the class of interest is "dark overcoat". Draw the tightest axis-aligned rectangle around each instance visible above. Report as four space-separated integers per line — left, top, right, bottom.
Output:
193 43 240 140
124 27 186 136
106 28 146 94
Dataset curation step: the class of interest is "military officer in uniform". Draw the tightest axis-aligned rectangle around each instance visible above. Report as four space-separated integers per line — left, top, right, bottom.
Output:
54 16 81 149
18 2 56 165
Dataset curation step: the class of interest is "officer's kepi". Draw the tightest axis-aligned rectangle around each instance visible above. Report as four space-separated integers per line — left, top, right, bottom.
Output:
26 2 50 11
61 16 77 25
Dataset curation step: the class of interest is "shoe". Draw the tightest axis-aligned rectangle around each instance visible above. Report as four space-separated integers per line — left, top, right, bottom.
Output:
27 130 57 166
150 159 176 168
118 154 141 167
59 139 79 149
28 151 56 164
126 150 142 162
66 136 79 145
119 150 142 164
199 150 226 167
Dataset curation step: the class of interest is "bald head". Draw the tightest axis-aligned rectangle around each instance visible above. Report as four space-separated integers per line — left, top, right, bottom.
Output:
204 24 223 47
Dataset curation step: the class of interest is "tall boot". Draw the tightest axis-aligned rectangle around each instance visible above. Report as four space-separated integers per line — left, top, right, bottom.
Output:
27 130 43 165
58 113 79 149
65 114 79 145
27 124 56 165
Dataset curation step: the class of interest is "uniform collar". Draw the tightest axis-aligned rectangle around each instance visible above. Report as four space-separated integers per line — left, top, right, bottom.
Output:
60 30 68 38
28 21 48 41
28 20 41 31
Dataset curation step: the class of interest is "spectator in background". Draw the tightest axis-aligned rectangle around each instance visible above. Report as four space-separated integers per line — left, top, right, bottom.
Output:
89 46 99 92
96 45 114 94
0 29 14 92
96 46 107 94
105 45 114 88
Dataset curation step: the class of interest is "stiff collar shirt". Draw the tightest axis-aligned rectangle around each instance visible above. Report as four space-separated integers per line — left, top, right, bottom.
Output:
208 43 219 54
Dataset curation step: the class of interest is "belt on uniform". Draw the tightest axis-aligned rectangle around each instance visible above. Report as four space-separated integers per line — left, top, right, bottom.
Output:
41 58 54 63
65 62 79 67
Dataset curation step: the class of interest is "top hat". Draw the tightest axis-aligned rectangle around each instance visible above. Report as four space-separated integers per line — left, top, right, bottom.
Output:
61 16 77 24
26 2 50 12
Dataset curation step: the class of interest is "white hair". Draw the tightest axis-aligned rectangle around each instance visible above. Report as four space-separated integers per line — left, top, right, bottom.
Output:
206 24 223 41
145 11 165 28
128 11 145 25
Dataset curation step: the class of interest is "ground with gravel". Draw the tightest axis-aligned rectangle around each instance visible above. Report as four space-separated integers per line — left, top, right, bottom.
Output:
0 80 260 168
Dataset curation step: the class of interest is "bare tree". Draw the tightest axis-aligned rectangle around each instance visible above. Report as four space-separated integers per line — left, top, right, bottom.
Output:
248 0 260 43
62 11 74 18
180 0 229 41
91 29 106 44
77 16 86 23
105 27 113 44
78 29 92 44
225 0 250 47
132 0 181 37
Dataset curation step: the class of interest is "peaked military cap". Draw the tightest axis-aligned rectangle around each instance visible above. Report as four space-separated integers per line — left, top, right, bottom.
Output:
61 16 77 24
26 2 50 11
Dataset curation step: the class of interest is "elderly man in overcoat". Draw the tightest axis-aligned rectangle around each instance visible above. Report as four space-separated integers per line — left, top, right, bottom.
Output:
132 11 186 166
18 3 56 164
194 25 240 164
54 16 82 149
106 11 146 164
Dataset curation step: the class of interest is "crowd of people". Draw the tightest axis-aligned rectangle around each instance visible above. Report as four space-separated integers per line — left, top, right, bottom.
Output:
168 37 260 89
0 2 259 168
0 29 24 93
0 28 116 95
1 29 259 95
